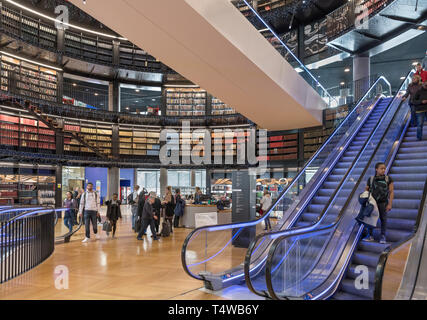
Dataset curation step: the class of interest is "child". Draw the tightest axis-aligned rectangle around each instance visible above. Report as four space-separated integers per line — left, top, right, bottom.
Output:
363 162 394 244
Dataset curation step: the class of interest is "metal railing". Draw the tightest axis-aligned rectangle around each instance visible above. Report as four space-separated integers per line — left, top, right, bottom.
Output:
0 207 56 284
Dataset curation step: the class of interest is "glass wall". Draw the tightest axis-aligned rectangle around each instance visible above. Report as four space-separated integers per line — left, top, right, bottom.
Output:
62 166 85 200
136 169 160 195
63 77 109 110
120 84 162 115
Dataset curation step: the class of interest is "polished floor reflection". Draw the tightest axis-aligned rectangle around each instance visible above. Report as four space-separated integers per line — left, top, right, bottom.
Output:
0 207 228 300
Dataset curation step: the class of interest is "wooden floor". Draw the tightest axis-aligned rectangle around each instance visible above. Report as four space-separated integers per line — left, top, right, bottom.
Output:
0 207 226 300
0 207 409 300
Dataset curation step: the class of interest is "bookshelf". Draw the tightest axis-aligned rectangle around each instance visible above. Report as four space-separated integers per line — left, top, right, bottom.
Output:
0 113 56 151
265 133 298 161
0 166 56 206
0 54 57 102
211 97 236 115
165 88 207 116
63 120 113 156
119 126 161 156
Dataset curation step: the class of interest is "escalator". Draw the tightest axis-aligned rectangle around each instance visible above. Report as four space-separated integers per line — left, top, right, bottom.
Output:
182 77 392 291
333 120 427 299
261 70 419 300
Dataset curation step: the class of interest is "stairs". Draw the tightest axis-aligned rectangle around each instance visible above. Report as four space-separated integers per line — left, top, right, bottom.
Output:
333 123 427 300
21 100 112 160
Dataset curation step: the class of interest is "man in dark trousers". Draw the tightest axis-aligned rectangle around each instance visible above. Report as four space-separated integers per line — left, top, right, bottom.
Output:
152 194 162 235
137 193 159 241
413 81 427 141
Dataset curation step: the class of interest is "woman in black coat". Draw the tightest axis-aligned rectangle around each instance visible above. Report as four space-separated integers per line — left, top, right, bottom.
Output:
162 186 175 233
106 193 122 238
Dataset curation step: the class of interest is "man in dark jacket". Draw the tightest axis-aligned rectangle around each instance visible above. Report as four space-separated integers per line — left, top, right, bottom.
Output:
403 75 422 126
413 81 427 141
137 194 159 241
106 193 122 238
152 195 162 235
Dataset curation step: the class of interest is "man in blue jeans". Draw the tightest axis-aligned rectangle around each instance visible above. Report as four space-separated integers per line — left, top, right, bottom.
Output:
78 182 101 243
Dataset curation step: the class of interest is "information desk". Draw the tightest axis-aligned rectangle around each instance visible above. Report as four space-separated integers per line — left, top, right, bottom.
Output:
180 204 231 228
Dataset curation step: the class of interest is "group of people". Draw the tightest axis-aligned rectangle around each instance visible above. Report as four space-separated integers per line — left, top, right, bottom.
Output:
129 185 188 241
403 63 427 140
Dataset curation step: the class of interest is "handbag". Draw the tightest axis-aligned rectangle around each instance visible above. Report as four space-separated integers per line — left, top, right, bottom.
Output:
135 217 142 233
102 221 112 232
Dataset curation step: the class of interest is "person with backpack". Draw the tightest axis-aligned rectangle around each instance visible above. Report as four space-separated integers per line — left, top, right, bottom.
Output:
63 191 77 233
363 162 394 244
136 192 159 241
105 193 122 238
78 182 101 243
173 188 185 228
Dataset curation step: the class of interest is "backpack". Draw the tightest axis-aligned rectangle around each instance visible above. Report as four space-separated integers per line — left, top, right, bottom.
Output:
161 220 171 237
369 175 390 203
174 196 185 217
81 191 98 212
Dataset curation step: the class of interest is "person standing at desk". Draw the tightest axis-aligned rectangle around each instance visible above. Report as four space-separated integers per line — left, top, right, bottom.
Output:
193 187 203 204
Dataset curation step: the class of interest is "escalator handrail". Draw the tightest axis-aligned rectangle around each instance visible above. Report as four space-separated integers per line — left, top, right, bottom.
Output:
55 215 83 242
374 176 427 300
181 78 388 280
244 94 391 296
240 0 337 106
264 70 413 299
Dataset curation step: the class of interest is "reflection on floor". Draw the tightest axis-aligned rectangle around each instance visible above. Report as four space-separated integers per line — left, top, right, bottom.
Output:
0 205 261 300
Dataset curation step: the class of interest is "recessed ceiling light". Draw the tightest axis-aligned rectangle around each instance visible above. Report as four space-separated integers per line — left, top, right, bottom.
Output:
72 83 77 86
412 62 419 66
94 93 98 96
135 89 140 92
344 68 350 72
400 77 405 80
340 82 345 85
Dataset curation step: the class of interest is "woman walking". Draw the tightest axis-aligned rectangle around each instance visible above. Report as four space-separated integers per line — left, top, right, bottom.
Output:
105 193 122 238
162 186 175 234
63 191 77 233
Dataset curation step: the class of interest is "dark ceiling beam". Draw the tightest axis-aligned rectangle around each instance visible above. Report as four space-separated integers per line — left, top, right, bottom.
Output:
354 30 382 41
327 42 355 55
312 2 328 15
379 14 419 24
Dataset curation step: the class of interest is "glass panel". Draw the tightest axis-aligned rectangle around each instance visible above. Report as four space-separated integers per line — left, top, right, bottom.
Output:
183 76 392 287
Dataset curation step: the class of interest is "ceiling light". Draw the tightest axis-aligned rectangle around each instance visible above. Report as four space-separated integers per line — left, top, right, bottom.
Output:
344 68 350 72
72 83 77 86
94 93 98 96
340 82 345 85
135 89 140 92
5 0 127 41
412 62 419 66
0 51 62 71
400 77 405 80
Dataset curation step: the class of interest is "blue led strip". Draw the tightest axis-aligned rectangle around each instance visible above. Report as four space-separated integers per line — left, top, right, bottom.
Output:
240 0 336 105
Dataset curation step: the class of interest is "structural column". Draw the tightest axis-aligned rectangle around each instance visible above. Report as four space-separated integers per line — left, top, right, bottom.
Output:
353 53 371 102
55 165 63 209
107 167 120 198
56 27 65 104
159 168 168 198
109 80 120 112
206 169 211 196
